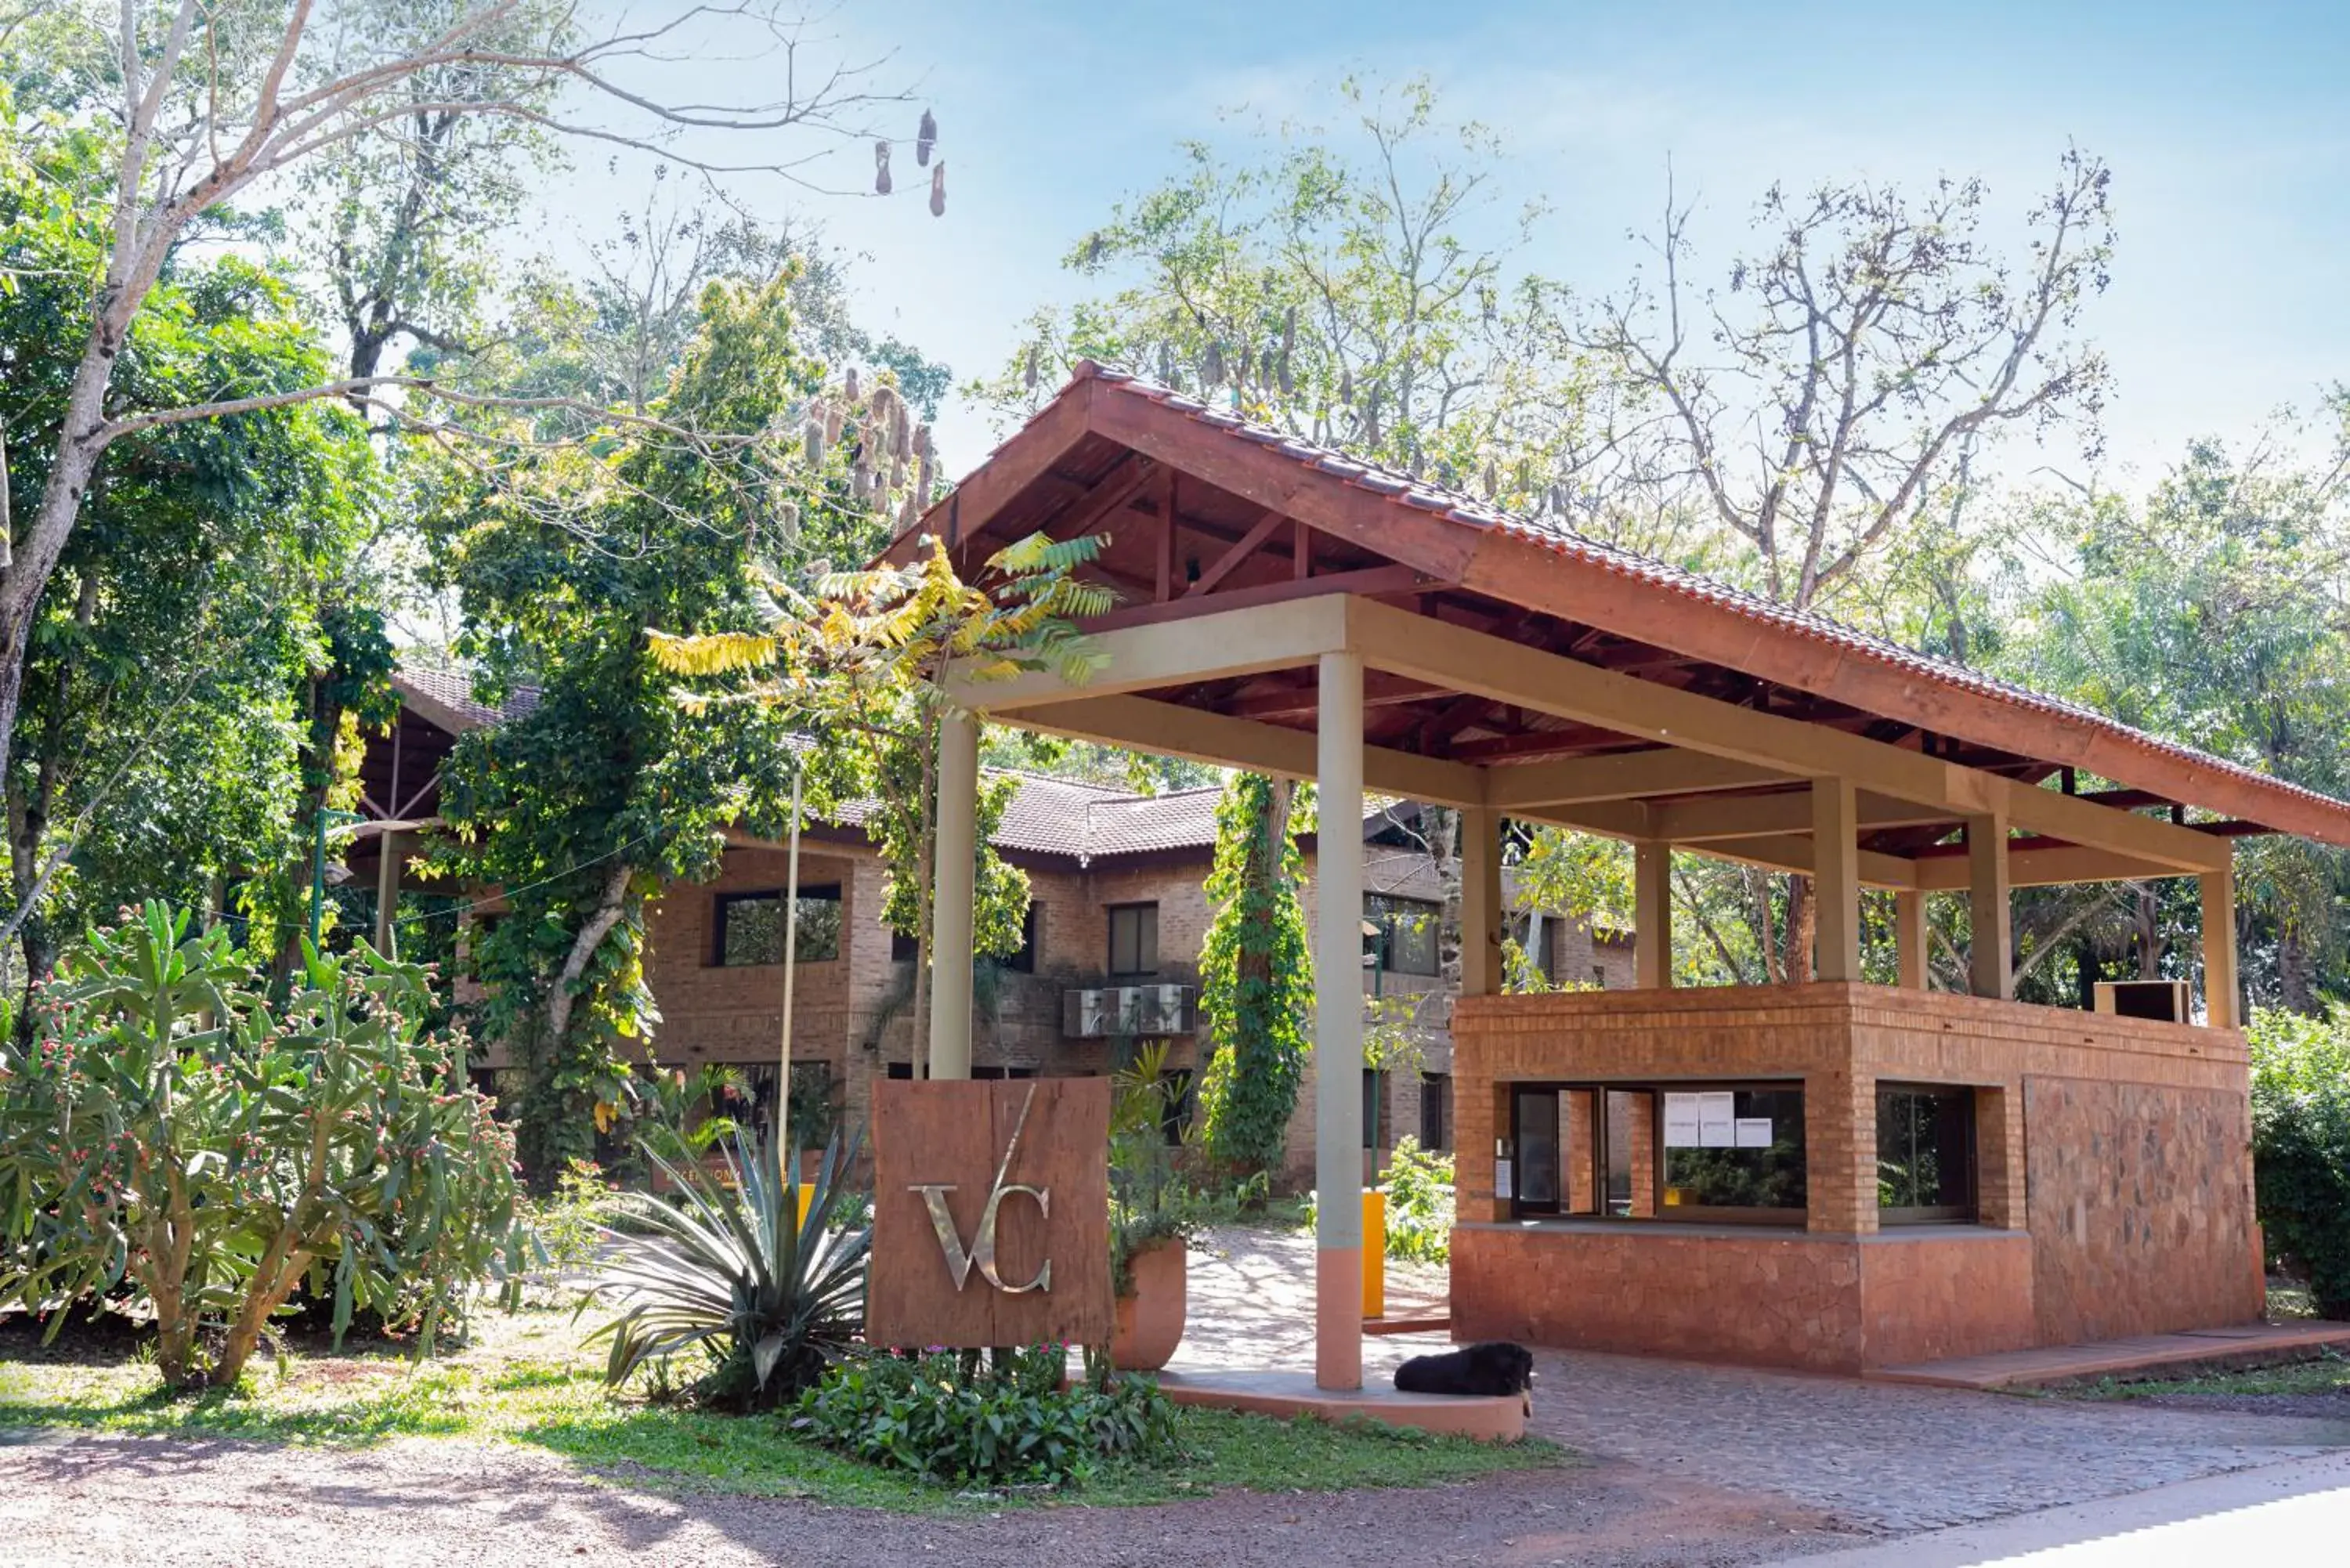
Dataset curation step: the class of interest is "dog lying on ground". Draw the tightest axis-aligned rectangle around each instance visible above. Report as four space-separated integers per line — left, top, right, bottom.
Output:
1393 1341 1536 1411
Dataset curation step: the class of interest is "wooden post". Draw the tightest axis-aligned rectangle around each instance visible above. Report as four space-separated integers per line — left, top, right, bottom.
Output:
1966 813 2012 1000
927 708 980 1080
372 830 403 959
2201 864 2239 1028
1811 779 1860 982
1894 891 1929 990
1314 649 1365 1391
1634 841 1672 988
1459 805 1502 997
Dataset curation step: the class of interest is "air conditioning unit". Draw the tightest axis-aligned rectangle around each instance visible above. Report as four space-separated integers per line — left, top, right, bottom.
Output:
1062 985 1196 1038
2094 980 2191 1023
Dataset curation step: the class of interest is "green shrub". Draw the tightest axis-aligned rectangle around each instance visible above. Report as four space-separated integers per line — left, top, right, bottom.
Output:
0 902 529 1390
2250 1006 2350 1318
584 1129 869 1409
1381 1136 1455 1266
793 1346 1175 1487
524 1159 612 1274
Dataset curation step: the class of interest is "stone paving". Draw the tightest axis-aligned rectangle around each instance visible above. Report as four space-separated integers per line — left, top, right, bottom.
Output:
1179 1224 2350 1536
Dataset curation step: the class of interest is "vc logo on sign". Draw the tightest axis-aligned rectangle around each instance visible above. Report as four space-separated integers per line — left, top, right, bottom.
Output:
912 1082 1052 1294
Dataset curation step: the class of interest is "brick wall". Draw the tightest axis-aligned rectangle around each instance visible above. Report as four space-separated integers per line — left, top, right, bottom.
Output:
1450 982 2260 1367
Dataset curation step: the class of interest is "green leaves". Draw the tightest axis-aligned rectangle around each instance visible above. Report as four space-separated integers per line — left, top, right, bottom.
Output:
1195 775 1313 1176
0 903 526 1391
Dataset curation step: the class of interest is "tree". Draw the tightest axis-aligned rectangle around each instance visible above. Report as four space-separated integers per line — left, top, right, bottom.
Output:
0 95 385 995
1195 773 1312 1177
0 1 939 838
651 532 1113 1081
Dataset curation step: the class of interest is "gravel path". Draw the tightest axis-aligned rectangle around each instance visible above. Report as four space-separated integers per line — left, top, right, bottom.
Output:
4 1223 2346 1564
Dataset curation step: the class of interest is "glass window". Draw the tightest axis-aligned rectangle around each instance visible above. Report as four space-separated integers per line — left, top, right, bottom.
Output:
713 885 841 966
1878 1084 1977 1222
1006 905 1041 974
1365 894 1441 976
1661 1087 1807 1217
1419 1071 1451 1151
889 925 918 963
1511 1086 1561 1210
1108 902 1158 977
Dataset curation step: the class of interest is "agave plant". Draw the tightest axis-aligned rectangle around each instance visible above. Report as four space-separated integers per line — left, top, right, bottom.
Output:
584 1128 870 1409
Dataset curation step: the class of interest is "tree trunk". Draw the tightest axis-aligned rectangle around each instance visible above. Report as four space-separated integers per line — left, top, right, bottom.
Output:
1784 875 1816 982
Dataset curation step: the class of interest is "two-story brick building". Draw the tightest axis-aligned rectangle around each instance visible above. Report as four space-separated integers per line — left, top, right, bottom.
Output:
360 669 1631 1183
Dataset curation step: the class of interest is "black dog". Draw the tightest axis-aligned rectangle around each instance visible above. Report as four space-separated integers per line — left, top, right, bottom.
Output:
1394 1341 1536 1410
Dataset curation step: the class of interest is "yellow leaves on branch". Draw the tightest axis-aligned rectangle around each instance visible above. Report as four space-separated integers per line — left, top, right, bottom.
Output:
646 628 782 677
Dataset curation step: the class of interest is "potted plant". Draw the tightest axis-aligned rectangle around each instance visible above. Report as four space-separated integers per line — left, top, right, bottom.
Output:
1108 1042 1197 1372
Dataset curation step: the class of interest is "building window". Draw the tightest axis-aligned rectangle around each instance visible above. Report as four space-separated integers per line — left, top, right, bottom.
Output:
1419 1071 1450 1151
1660 1086 1807 1219
1108 902 1159 977
886 1061 913 1081
713 885 842 966
889 924 918 962
1878 1084 1977 1223
972 1065 1040 1081
1365 894 1441 976
1005 905 1042 974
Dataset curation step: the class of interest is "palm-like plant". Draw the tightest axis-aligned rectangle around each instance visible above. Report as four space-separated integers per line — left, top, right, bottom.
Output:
584 1129 870 1409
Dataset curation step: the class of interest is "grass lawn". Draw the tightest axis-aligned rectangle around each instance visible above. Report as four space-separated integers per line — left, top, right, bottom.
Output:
2071 1348 2350 1403
0 1299 1564 1511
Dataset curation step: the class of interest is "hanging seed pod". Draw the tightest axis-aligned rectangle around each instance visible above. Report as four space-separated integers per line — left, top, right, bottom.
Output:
1483 459 1498 495
891 456 907 489
916 450 935 504
777 500 801 540
916 108 938 166
803 417 826 467
890 396 912 458
844 367 861 403
873 140 891 196
1024 346 1040 391
928 162 946 217
898 490 920 534
913 421 932 458
1202 341 1225 385
1280 303 1296 359
824 402 845 447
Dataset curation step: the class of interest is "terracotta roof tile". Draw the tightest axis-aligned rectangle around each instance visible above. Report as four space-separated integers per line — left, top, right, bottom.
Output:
1067 361 2350 830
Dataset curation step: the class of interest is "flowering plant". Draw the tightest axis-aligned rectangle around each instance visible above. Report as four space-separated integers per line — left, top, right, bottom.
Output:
0 901 530 1389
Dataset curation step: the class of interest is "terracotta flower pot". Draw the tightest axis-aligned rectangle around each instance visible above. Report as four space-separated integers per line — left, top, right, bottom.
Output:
1110 1236 1188 1371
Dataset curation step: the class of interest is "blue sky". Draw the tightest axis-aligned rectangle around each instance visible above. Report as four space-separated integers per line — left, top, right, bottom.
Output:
578 0 2350 486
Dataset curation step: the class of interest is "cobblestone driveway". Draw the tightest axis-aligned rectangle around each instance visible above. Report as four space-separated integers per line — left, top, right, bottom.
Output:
1184 1225 2350 1535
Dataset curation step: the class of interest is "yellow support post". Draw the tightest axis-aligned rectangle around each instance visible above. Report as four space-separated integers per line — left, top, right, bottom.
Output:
1361 1190 1386 1321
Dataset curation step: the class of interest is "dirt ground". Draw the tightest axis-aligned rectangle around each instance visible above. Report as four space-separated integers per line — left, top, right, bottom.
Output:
0 1428 1852 1568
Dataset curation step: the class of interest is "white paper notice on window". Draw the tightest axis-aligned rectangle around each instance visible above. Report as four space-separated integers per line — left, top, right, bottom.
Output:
1734 1116 1774 1149
1663 1093 1701 1148
1697 1092 1737 1147
1495 1159 1513 1200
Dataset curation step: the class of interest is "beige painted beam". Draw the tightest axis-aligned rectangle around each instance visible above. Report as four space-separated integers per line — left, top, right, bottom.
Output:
1461 806 1502 998
1813 780 1861 982
1487 749 1791 809
960 593 1352 710
1893 891 1929 990
1652 789 1958 843
1696 832 1920 890
373 829 403 959
2201 865 2239 1029
1314 650 1365 1391
927 709 980 1079
1347 598 2226 873
1912 845 2180 891
1000 693 1484 807
1967 813 2012 1001
1634 842 1673 989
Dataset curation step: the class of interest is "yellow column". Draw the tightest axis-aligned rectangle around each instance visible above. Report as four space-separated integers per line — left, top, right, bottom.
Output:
1314 649 1365 1390
2201 864 2239 1029
1812 779 1860 982
1634 840 1672 988
927 707 979 1080
1967 813 2012 1000
1893 891 1929 990
1459 805 1502 997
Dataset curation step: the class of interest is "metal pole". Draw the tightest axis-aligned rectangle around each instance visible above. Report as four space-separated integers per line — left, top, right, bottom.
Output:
775 767 803 1176
309 807 329 950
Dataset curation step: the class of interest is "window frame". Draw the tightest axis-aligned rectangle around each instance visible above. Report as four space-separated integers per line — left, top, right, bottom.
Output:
1504 1078 1810 1228
1875 1081 1979 1225
1106 901 1159 978
710 883 843 967
1365 893 1442 977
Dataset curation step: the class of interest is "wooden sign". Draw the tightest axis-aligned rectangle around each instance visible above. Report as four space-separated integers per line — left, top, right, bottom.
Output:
867 1077 1113 1349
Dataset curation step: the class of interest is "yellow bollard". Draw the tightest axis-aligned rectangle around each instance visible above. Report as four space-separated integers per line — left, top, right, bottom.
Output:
795 1181 814 1231
1361 1190 1386 1321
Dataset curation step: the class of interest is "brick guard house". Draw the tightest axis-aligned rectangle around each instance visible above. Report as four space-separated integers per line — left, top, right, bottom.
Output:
876 360 2350 1388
